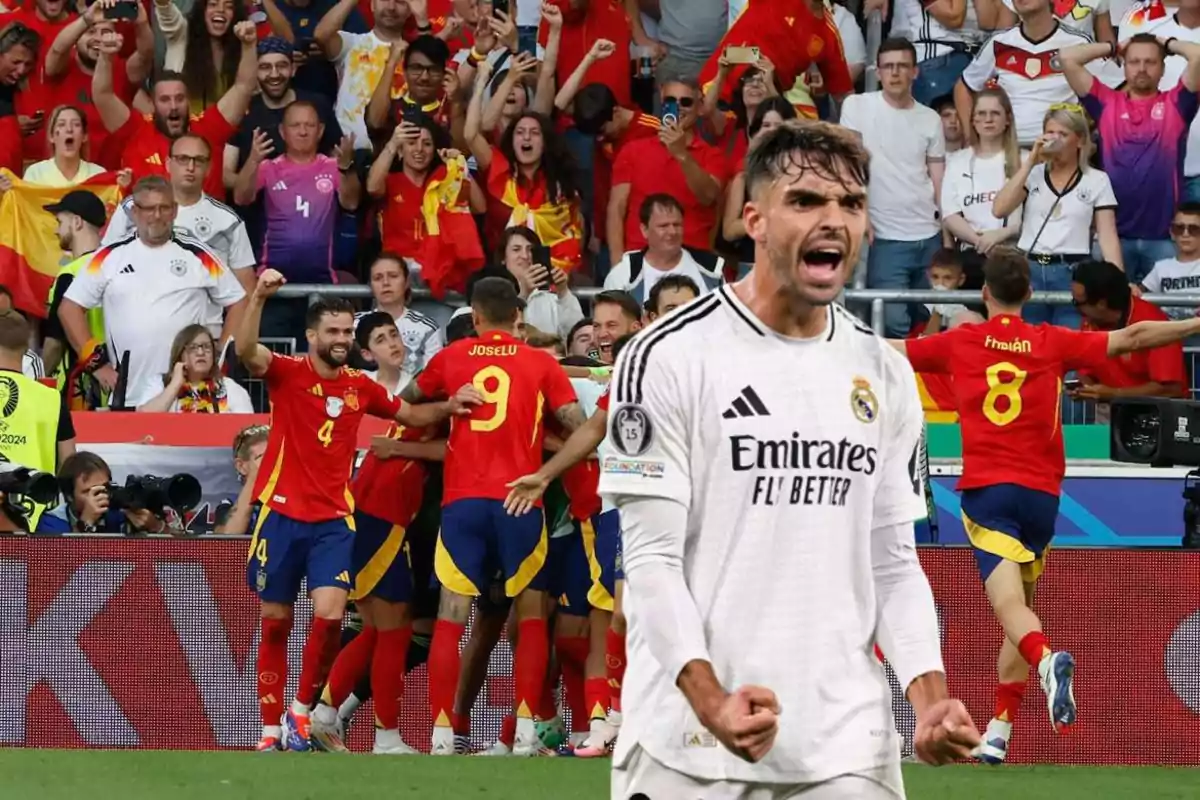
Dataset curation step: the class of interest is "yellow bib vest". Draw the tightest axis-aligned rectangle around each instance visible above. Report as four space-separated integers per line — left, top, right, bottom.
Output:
0 371 61 530
47 252 106 390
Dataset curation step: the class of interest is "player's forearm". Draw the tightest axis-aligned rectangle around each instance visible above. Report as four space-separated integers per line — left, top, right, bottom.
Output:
906 670 952 718
397 399 452 428
872 522 945 693
235 294 267 365
620 495 713 690
57 300 93 357
393 439 446 461
42 338 64 376
216 482 257 534
537 411 607 481
1111 317 1200 356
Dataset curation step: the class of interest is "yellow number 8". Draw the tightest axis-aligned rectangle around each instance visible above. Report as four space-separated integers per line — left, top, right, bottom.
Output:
470 365 512 432
983 361 1027 426
317 419 334 447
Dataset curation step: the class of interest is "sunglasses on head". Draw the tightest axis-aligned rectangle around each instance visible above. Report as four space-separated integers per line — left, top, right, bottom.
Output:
1172 222 1200 236
662 96 695 108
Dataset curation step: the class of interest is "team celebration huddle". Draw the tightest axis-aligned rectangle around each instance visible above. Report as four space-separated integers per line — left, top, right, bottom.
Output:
233 117 1200 800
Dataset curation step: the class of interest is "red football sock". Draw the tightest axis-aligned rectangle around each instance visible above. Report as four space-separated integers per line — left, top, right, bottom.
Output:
1017 631 1051 668
994 681 1026 723
605 628 626 713
326 626 377 708
452 712 471 737
429 619 466 728
584 676 609 722
296 617 343 707
499 714 517 747
372 626 413 730
555 635 589 732
514 619 550 720
257 617 292 725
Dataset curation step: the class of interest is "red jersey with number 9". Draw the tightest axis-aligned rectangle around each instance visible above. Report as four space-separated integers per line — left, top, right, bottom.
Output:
417 331 578 505
904 314 1110 496
254 354 401 522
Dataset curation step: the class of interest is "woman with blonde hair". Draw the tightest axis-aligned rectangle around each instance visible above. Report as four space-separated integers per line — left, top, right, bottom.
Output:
22 106 108 187
993 103 1121 327
941 88 1023 258
138 324 254 413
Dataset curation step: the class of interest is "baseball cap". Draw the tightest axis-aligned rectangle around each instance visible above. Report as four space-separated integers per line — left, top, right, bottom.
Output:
44 190 108 229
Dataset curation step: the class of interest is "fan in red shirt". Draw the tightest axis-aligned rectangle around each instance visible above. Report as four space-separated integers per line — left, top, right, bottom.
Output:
897 249 1200 764
539 0 631 109
366 118 485 297
1071 260 1189 402
698 0 853 107
409 276 585 756
90 22 257 194
466 68 585 270
2 0 75 158
235 269 479 754
42 5 152 166
309 311 449 755
608 79 728 256
0 20 39 174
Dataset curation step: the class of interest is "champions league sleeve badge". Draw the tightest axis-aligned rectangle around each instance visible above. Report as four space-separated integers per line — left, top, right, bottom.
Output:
611 404 654 457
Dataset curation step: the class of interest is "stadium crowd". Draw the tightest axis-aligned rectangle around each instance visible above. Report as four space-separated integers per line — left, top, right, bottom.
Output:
0 0 1198 761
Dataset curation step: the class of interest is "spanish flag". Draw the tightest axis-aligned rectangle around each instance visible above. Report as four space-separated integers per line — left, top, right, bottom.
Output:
487 151 584 274
698 0 853 106
418 156 486 299
0 170 123 318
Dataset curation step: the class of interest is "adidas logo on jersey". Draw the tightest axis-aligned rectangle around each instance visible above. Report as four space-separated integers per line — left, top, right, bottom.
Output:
335 571 350 583
119 265 135 275
271 180 288 192
722 386 770 419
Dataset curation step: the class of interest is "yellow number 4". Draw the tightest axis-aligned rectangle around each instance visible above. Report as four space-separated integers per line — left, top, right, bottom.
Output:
470 365 512 433
317 419 334 447
983 361 1027 426
255 538 268 566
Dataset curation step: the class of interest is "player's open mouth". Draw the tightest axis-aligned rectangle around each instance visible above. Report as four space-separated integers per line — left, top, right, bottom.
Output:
801 248 843 275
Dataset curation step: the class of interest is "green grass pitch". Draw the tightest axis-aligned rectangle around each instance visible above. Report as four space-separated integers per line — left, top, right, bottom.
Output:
1 751 1198 800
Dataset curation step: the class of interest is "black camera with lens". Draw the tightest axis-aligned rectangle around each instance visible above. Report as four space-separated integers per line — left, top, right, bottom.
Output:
105 474 202 516
0 466 60 506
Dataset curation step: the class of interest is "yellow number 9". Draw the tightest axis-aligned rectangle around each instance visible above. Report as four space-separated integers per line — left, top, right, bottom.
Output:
983 361 1027 426
317 419 334 447
470 365 511 432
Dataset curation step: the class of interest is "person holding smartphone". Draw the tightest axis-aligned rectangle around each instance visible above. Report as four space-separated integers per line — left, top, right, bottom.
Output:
497 226 584 341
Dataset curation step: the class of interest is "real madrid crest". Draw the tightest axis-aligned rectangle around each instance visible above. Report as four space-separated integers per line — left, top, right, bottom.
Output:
850 377 878 424
325 396 344 419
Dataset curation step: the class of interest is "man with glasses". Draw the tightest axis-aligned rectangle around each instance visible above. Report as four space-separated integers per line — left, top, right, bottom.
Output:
607 78 727 258
56 175 247 408
366 34 454 139
104 135 257 335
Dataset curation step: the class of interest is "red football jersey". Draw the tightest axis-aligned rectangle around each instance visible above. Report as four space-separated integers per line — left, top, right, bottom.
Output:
561 460 601 521
352 422 430 526
905 314 1110 496
254 355 401 522
1080 297 1187 390
102 107 234 195
417 331 578 504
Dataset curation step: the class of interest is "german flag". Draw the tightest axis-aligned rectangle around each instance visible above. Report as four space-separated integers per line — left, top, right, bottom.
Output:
0 169 124 318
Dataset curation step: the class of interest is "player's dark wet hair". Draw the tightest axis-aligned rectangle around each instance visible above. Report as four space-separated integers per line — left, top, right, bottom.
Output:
355 311 397 351
611 333 635 364
594 290 642 323
745 119 869 199
1072 260 1131 313
646 274 700 315
306 297 356 330
982 247 1030 306
472 276 523 326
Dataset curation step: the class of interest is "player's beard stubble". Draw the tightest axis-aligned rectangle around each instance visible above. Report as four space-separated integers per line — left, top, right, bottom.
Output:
315 341 349 370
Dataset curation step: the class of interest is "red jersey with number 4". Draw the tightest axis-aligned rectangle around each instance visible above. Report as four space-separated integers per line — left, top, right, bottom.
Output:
417 331 577 505
905 314 1110 496
254 355 401 522
352 422 431 525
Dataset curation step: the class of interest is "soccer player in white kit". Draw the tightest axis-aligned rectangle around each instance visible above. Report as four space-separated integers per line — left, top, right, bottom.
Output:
598 120 981 800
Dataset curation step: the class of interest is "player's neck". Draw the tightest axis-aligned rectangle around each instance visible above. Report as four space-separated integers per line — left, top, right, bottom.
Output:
306 353 342 379
985 301 1022 319
475 324 512 338
0 352 22 372
734 271 830 339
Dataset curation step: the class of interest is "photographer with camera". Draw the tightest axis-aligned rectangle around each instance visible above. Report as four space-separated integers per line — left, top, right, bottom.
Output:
0 309 77 530
214 423 269 534
36 452 184 534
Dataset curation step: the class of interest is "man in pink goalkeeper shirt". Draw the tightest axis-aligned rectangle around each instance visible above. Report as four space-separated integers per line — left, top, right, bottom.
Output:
233 100 360 285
